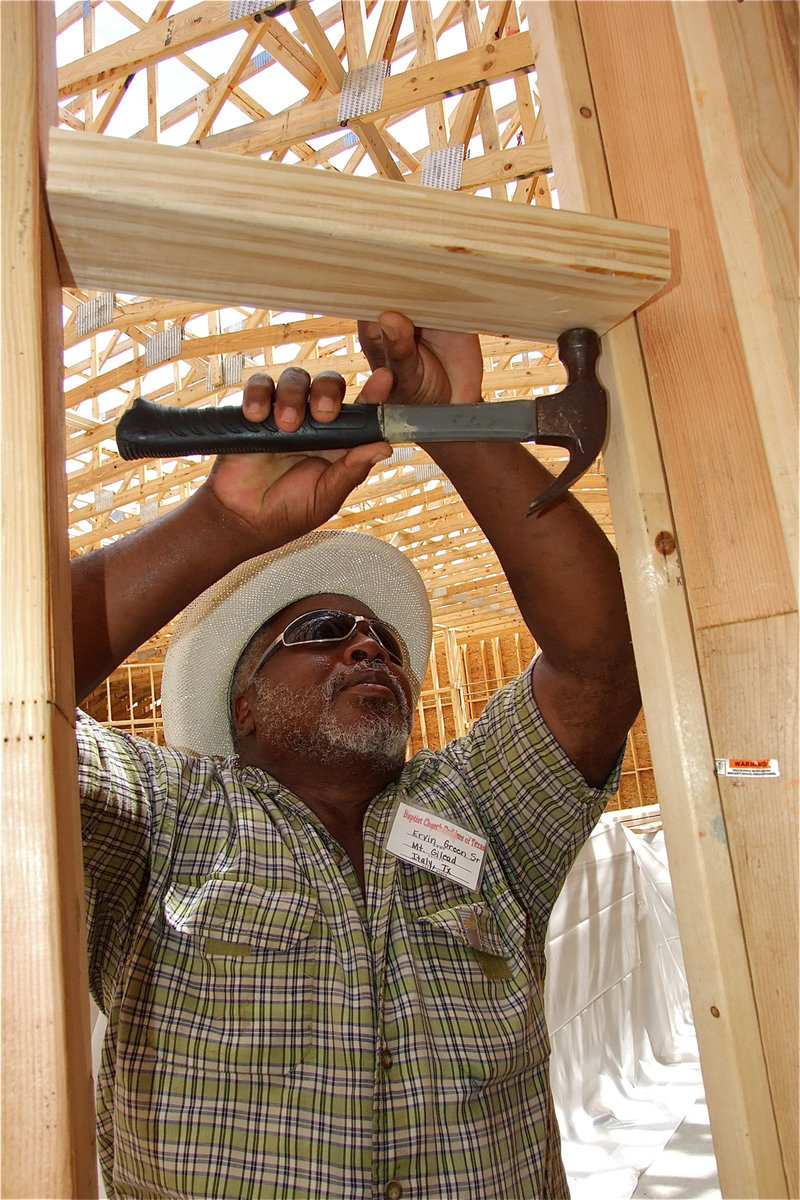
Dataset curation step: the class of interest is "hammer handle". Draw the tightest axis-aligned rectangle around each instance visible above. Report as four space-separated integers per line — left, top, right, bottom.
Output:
116 397 384 460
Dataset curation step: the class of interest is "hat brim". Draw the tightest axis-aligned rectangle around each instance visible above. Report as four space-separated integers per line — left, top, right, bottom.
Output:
161 529 433 758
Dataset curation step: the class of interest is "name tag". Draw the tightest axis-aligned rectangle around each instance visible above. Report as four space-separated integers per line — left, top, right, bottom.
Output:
386 802 487 890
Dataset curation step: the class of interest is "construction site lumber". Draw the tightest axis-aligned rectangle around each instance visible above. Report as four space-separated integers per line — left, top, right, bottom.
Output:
528 2 797 1195
1 3 97 1195
47 129 670 343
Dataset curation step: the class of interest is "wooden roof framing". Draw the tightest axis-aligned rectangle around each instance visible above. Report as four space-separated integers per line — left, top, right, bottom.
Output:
55 0 656 640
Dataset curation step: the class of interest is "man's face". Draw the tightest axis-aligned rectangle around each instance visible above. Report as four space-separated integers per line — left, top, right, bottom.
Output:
236 593 414 772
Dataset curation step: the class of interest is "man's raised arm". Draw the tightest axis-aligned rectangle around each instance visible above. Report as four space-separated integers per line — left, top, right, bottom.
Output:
71 368 391 702
358 313 640 787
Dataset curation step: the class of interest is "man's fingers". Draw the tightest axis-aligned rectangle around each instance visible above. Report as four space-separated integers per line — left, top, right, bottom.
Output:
241 373 275 422
355 366 394 407
357 319 387 371
273 366 312 432
308 370 346 422
315 443 392 510
376 313 424 392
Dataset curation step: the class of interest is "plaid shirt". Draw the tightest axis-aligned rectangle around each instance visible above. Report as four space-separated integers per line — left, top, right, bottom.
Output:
78 667 618 1200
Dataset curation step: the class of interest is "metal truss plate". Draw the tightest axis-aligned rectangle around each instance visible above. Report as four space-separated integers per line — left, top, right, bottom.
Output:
421 145 466 190
223 354 244 386
228 1 299 20
337 61 389 124
144 325 182 368
75 291 113 338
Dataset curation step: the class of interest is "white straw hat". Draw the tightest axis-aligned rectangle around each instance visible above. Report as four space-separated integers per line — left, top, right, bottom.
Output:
161 529 432 758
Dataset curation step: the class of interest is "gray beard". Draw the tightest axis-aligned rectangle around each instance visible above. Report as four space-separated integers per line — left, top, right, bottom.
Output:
253 665 412 773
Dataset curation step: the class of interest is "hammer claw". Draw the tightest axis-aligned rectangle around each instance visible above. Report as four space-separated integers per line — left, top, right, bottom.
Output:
526 328 607 517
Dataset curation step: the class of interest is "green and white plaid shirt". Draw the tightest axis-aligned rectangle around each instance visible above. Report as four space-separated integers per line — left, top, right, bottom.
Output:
78 666 619 1200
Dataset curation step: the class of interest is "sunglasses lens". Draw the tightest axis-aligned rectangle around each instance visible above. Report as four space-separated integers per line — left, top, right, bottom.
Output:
284 613 353 644
283 610 404 665
372 623 404 665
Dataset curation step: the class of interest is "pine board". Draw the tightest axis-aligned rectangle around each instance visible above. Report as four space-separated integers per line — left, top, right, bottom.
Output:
1 3 97 1195
47 129 671 343
527 2 793 1194
576 0 794 632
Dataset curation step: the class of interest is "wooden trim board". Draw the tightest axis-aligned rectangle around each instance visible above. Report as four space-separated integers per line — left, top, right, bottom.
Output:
46 129 670 343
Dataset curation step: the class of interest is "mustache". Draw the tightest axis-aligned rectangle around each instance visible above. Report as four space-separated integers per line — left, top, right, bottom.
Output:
326 662 409 712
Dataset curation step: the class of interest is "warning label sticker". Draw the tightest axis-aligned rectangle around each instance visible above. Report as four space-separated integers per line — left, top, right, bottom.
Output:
715 758 781 778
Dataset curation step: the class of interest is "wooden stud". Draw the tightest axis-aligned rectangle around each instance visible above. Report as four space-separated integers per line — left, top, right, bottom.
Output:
528 1 797 1194
1 3 97 1195
671 0 798 590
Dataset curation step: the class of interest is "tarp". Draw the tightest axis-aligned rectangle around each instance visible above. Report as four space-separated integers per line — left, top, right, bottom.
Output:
547 818 707 1199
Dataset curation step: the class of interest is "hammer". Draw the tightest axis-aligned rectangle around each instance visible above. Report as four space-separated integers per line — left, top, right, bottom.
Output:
116 328 607 517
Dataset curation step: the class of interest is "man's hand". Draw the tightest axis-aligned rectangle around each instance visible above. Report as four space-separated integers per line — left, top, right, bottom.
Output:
357 312 483 407
207 366 392 550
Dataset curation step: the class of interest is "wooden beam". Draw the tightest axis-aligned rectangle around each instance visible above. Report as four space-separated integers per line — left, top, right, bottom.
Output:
187 23 267 142
47 130 670 343
671 0 798 590
201 31 538 155
529 2 797 1194
57 0 265 98
406 141 552 189
1 2 97 1195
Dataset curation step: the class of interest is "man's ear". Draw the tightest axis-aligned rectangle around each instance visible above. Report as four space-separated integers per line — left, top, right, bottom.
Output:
232 693 256 739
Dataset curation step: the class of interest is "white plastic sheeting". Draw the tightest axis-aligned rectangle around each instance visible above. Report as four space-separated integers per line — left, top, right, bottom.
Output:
547 818 708 1199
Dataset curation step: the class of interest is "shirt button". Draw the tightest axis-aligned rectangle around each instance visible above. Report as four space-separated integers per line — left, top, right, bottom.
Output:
385 1183 403 1200
331 850 343 865
380 1049 393 1070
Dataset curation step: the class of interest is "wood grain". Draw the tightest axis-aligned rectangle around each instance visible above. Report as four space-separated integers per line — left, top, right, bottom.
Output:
1 2 97 1195
577 0 794 632
528 2 792 1194
47 129 670 343
697 613 799 1195
672 0 798 592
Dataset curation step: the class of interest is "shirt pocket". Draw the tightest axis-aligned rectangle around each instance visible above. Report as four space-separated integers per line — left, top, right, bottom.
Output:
148 877 318 1076
412 889 548 1086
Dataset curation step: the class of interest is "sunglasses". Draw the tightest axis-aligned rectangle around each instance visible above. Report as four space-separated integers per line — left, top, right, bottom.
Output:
240 608 406 692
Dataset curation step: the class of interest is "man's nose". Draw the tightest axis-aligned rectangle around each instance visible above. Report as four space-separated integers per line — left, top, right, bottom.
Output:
341 624 391 665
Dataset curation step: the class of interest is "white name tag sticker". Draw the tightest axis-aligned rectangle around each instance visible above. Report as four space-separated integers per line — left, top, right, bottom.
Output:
386 802 487 890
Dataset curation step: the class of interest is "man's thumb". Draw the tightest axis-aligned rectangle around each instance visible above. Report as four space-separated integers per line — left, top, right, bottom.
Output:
315 443 391 510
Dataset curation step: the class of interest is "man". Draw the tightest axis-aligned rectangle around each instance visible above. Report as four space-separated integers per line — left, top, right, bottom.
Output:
73 313 640 1199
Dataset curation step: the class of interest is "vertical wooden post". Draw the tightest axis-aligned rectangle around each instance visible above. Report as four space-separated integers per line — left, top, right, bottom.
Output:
1 3 97 1195
528 2 798 1195
672 0 798 582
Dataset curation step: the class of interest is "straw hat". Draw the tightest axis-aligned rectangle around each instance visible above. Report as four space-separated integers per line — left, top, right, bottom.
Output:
161 529 432 758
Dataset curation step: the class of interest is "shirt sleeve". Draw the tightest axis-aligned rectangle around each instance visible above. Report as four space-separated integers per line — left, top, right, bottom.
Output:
438 661 623 941
76 712 174 1011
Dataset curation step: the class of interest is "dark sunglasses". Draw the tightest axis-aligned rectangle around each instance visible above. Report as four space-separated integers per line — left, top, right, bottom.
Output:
240 608 406 692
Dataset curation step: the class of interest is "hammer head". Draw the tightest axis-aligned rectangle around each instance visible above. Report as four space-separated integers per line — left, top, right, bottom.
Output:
527 327 607 516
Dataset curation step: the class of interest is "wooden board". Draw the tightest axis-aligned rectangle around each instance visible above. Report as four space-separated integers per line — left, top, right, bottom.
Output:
672 0 798 591
575 1 794 633
527 1 797 1193
46 129 671 343
1 3 97 1196
697 611 799 1186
